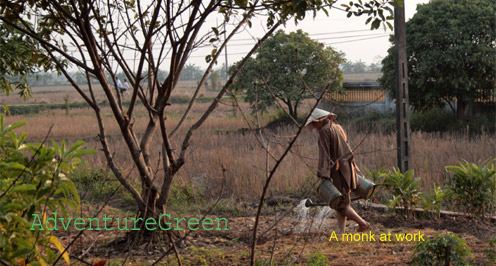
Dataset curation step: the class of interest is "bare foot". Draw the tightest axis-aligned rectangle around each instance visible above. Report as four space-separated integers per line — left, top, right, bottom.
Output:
357 222 370 232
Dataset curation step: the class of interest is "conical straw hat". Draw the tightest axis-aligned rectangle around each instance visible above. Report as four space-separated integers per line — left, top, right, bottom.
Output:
304 108 337 127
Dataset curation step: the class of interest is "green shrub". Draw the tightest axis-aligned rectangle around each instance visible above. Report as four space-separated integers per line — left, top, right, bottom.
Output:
305 253 329 266
380 168 422 218
445 159 496 220
486 238 496 266
0 114 94 265
411 109 457 132
411 233 473 266
421 185 446 219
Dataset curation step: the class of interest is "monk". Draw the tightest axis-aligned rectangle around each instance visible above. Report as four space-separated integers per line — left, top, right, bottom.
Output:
305 108 370 233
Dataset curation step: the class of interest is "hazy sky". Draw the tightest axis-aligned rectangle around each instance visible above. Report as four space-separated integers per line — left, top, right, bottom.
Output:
188 0 431 69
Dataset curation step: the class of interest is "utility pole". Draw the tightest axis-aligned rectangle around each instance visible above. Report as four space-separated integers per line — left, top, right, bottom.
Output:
224 23 229 76
394 1 411 172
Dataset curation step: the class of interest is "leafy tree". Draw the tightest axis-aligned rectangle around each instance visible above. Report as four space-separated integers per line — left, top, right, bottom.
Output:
181 63 203 81
368 62 382 73
230 29 343 119
351 59 367 73
0 0 396 239
380 0 496 122
0 22 56 99
0 115 94 265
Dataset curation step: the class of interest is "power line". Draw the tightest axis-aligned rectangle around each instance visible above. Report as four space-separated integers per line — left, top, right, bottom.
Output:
325 35 389 45
69 34 390 60
62 29 390 50
228 29 378 42
226 32 389 46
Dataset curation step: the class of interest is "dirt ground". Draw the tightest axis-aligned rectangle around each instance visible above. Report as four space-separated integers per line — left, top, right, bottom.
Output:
54 204 495 266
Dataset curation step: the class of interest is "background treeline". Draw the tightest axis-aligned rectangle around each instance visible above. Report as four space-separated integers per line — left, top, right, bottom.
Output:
5 60 380 88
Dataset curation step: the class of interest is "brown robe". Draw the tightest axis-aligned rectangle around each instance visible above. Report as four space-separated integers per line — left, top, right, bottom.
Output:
317 122 358 191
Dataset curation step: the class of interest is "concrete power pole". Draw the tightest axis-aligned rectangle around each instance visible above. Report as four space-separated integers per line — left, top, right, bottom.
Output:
394 1 411 172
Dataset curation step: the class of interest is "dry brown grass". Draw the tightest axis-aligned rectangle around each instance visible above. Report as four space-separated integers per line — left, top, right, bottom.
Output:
4 97 495 202
3 79 495 201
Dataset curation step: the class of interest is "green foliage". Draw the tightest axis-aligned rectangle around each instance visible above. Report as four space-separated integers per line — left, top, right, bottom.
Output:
486 238 496 266
410 109 458 132
411 233 473 266
380 0 496 122
254 253 329 266
365 167 386 185
0 22 58 98
0 114 94 265
168 182 203 208
217 0 396 29
305 253 329 266
183 246 225 266
421 184 446 219
380 168 422 218
181 64 203 81
445 159 496 220
363 167 386 202
230 29 344 120
70 166 137 209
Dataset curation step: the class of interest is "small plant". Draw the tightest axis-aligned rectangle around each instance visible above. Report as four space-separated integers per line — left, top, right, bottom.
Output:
445 159 496 220
486 238 496 266
365 167 386 184
380 168 422 218
421 184 446 219
411 233 473 266
305 253 329 266
364 167 386 202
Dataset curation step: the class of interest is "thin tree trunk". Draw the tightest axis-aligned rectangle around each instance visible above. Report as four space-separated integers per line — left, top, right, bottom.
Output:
456 98 467 124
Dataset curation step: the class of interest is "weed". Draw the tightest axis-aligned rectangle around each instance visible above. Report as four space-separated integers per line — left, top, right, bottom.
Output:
421 184 446 219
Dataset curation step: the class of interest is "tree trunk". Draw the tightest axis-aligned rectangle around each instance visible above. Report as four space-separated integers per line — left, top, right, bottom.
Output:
456 98 467 124
286 101 298 121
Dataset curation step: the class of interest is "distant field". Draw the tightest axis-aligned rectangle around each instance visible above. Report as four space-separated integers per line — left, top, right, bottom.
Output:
0 80 218 105
0 75 381 105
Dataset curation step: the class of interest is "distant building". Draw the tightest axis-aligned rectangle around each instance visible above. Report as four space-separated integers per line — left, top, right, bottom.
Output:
320 81 394 114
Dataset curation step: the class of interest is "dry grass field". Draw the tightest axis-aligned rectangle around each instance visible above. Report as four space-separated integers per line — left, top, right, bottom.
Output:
3 83 494 199
2 81 495 265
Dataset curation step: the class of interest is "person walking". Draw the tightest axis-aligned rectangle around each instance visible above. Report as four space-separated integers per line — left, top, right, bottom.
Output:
121 79 129 96
305 108 370 233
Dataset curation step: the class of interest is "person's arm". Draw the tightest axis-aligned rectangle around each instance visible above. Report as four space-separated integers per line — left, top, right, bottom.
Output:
331 125 354 162
317 126 336 179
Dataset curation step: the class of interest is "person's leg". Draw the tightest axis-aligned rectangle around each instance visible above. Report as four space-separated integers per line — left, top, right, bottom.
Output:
336 211 347 233
342 206 370 232
333 175 370 232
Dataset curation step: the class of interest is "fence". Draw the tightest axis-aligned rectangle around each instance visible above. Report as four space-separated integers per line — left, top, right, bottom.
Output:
321 82 495 114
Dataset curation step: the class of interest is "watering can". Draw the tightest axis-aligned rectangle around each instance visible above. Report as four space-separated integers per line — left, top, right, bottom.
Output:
354 174 376 200
305 175 376 208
